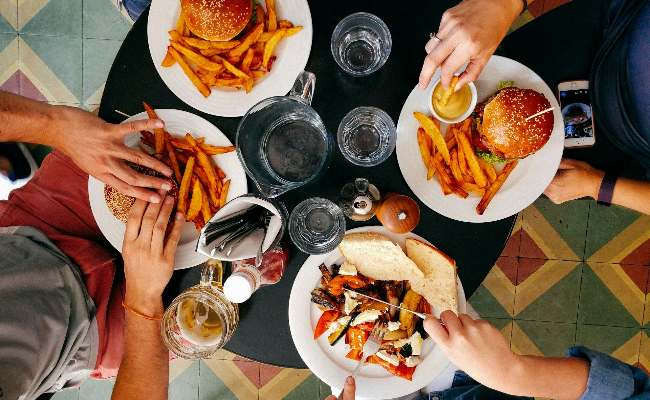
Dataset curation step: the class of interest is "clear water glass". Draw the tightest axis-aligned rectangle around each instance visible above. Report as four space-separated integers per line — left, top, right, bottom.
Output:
331 12 392 76
337 106 396 166
289 198 346 255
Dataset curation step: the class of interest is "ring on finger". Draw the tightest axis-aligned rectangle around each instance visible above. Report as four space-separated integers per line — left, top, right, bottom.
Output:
429 31 442 42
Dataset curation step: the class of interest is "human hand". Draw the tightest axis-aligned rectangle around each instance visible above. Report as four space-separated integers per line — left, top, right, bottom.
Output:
324 376 355 400
418 0 523 89
424 311 522 392
122 196 184 315
51 105 173 203
544 158 604 203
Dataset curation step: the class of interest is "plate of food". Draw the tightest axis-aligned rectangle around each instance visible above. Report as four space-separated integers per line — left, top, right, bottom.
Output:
396 55 564 223
288 226 466 399
148 0 313 117
88 106 248 269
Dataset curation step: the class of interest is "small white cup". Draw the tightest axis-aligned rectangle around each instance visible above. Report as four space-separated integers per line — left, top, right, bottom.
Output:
427 78 478 124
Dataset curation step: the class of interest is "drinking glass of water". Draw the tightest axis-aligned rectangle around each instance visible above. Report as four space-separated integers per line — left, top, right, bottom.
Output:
331 12 392 76
337 106 396 166
289 198 346 255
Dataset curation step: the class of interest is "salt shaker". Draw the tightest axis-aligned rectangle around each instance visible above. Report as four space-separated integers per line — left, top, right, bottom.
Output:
222 246 289 303
338 178 381 221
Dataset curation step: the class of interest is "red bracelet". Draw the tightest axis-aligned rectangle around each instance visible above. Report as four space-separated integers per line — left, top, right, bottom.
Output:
122 301 163 321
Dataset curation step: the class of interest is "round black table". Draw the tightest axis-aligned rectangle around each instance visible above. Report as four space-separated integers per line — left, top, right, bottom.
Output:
99 0 515 368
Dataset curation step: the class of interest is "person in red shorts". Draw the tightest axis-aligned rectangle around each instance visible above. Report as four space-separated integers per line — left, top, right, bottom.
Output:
0 91 180 399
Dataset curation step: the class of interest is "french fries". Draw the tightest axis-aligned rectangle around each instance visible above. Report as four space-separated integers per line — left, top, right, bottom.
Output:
477 160 518 215
142 102 165 154
178 156 195 214
136 103 236 229
437 76 459 106
414 114 518 215
265 0 277 32
161 2 302 96
414 112 450 164
168 47 211 97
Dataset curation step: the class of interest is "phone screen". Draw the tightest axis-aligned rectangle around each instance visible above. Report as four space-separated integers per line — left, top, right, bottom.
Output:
559 88 594 139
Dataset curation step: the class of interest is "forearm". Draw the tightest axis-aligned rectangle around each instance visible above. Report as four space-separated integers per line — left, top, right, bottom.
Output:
0 91 70 147
611 178 650 215
111 296 168 400
498 355 589 399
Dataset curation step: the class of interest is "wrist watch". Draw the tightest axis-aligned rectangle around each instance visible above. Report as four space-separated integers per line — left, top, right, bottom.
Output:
597 171 617 206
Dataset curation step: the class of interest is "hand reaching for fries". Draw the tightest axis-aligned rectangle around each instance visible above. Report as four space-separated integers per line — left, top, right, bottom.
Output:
51 105 174 203
419 0 523 89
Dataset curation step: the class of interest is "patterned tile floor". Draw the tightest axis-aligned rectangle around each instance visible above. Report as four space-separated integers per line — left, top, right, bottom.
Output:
2 0 649 399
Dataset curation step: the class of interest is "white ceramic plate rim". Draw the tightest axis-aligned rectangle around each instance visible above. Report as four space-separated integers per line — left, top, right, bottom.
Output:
147 0 313 117
288 226 467 399
88 109 248 270
396 55 564 223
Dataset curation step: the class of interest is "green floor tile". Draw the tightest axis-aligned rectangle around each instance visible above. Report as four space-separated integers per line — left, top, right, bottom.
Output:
484 317 514 331
515 263 581 322
514 320 576 357
198 361 239 400
83 0 131 40
576 324 641 363
19 0 81 37
20 34 82 102
0 31 16 53
523 196 590 260
79 378 115 400
317 377 332 399
51 388 79 400
469 284 512 319
82 38 122 104
170 361 199 400
283 373 320 400
585 203 643 260
578 263 641 327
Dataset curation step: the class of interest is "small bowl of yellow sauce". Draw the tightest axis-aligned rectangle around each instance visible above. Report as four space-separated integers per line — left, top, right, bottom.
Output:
428 78 477 124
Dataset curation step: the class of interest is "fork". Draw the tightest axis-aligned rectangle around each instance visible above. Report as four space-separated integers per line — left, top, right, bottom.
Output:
338 322 385 399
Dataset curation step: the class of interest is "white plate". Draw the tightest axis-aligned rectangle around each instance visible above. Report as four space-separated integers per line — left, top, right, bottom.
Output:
396 56 564 223
288 226 467 399
148 0 313 117
88 109 248 270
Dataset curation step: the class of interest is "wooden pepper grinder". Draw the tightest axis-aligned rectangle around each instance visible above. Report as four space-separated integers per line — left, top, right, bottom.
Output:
376 193 420 233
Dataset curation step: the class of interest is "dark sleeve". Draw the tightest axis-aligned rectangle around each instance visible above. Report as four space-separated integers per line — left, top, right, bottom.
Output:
567 346 650 399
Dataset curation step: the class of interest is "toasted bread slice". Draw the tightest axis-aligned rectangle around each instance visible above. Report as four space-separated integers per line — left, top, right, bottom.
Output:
405 238 458 316
338 232 424 281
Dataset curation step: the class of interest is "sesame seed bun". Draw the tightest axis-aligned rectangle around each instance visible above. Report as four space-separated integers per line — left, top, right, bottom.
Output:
477 87 553 159
181 0 253 41
104 165 178 223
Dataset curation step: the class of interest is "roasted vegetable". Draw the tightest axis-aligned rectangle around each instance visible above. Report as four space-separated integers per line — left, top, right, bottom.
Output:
358 300 390 314
328 315 353 346
311 288 338 310
313 310 340 339
399 343 413 358
385 282 401 319
383 329 409 341
399 290 422 336
367 355 416 381
318 263 333 286
326 275 368 296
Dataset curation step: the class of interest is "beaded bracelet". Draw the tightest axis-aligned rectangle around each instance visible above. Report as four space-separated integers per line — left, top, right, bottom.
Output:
122 301 163 321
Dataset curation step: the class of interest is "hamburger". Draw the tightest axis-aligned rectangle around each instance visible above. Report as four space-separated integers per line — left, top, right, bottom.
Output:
181 0 253 41
104 165 178 223
473 87 553 161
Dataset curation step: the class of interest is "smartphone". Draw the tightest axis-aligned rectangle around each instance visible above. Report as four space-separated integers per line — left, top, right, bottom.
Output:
557 80 595 148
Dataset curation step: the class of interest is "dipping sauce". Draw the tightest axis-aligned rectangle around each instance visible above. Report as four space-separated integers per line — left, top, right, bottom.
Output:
432 83 472 120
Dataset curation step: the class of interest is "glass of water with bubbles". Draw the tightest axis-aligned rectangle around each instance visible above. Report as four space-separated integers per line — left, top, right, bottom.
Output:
331 12 392 77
